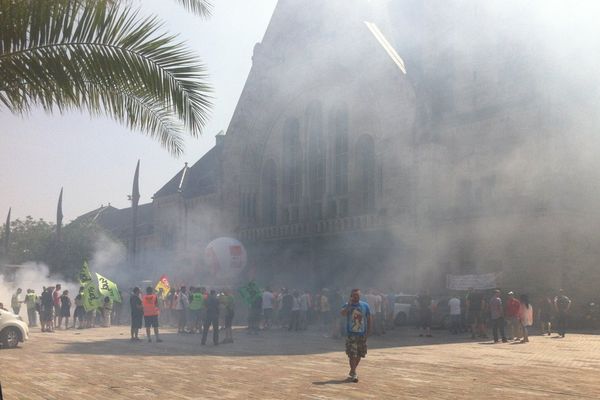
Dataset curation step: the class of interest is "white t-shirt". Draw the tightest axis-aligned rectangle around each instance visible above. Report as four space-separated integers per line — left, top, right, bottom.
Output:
300 294 310 311
262 291 274 310
175 292 189 310
449 297 461 315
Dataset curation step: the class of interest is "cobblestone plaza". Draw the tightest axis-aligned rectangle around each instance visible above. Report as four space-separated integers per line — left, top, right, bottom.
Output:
1 326 599 399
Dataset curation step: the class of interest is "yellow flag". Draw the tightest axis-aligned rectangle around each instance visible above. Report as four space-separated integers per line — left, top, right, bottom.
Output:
155 274 170 299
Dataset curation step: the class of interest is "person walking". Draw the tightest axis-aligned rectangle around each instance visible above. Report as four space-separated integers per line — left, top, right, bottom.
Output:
489 290 507 343
554 289 571 338
518 294 533 343
142 287 162 343
201 290 220 345
130 287 143 341
341 288 372 383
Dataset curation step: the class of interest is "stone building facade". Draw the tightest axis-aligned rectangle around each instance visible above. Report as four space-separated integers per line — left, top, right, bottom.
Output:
86 0 600 296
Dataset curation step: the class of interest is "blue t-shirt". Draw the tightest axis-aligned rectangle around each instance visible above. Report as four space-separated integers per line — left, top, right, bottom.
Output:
343 301 371 336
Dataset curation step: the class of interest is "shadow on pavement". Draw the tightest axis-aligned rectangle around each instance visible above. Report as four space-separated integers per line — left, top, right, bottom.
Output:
312 379 354 385
48 326 487 357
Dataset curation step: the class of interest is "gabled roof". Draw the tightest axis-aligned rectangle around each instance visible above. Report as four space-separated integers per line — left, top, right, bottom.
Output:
73 205 119 224
74 203 154 237
154 145 222 199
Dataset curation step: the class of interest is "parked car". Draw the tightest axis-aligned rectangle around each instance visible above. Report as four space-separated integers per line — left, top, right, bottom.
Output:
0 308 29 349
393 294 418 326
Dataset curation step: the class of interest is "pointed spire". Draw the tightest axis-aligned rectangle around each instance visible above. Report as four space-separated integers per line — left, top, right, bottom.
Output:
130 160 140 266
132 160 140 207
56 188 64 241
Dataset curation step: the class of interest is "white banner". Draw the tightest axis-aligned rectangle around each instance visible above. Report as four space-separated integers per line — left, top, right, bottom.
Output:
446 273 499 290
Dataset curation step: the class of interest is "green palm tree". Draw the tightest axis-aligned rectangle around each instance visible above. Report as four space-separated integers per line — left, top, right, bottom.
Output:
0 0 213 155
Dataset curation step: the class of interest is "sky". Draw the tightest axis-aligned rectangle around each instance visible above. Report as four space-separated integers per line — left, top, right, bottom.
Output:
0 0 278 223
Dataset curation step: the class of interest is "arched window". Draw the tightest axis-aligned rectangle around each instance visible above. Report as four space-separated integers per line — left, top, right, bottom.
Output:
240 149 259 223
307 101 325 219
356 135 376 214
261 159 277 225
282 117 302 206
334 106 349 196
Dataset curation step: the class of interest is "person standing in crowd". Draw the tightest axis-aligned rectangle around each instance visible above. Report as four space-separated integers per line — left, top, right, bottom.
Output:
102 296 112 327
142 287 162 343
59 290 71 329
331 288 344 339
262 286 274 330
299 290 311 330
490 290 507 343
280 288 293 329
538 295 554 336
519 294 533 343
320 289 331 334
25 289 38 327
73 287 85 329
188 287 204 334
130 287 143 341
176 286 189 334
53 284 62 327
417 290 433 338
113 290 123 325
467 288 487 339
202 290 220 345
221 288 235 344
341 288 372 383
41 286 54 332
11 288 23 316
554 289 571 338
289 290 301 331
505 291 522 341
448 293 461 334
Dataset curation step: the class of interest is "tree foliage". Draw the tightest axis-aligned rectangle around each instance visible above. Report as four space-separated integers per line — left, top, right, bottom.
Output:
1 216 109 280
0 0 213 155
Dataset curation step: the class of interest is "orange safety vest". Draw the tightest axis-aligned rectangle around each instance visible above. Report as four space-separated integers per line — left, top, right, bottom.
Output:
142 294 159 316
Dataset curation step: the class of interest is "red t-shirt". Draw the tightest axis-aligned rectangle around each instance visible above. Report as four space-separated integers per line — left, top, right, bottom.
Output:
53 290 61 306
506 298 521 317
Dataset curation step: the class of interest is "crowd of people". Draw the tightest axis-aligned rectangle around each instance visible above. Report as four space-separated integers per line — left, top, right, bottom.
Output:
415 288 573 343
6 282 575 347
8 284 121 332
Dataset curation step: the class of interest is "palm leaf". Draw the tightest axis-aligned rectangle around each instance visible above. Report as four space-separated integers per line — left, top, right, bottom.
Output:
173 0 213 17
0 0 212 155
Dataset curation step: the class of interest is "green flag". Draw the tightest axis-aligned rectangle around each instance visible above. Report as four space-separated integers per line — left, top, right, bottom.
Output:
82 282 102 311
96 273 122 303
79 261 93 286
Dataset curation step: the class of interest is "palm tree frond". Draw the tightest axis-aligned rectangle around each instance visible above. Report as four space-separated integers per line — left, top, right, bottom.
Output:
173 0 213 18
0 0 213 155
